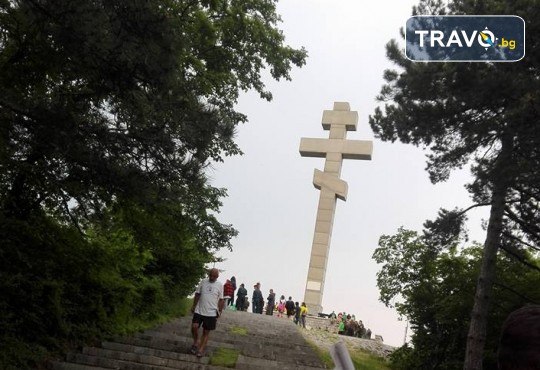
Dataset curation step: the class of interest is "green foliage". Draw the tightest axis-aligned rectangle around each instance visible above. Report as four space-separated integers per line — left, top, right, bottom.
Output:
374 227 540 369
0 0 307 219
209 348 240 368
306 337 390 370
370 0 540 247
388 345 419 370
370 1 540 365
0 0 306 368
350 348 391 370
0 211 198 368
118 297 193 335
305 340 335 369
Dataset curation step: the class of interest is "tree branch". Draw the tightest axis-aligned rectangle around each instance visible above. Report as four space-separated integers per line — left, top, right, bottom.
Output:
454 202 492 218
62 195 84 236
493 281 539 304
499 243 540 273
502 231 540 252
504 207 540 243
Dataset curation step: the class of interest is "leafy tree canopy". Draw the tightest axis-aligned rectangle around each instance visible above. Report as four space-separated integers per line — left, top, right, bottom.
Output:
370 1 539 366
370 0 540 252
0 1 306 367
0 0 307 222
374 226 540 369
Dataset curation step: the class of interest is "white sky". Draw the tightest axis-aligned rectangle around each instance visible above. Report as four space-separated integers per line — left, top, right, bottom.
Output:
208 0 489 347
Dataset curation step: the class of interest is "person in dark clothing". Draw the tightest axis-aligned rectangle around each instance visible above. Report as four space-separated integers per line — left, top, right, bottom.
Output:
285 297 295 318
252 283 264 314
294 302 301 325
235 283 247 311
266 289 276 315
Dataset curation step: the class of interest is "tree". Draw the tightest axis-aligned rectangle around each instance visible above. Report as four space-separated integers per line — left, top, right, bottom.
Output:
369 0 540 368
373 226 540 369
0 0 306 221
0 0 306 367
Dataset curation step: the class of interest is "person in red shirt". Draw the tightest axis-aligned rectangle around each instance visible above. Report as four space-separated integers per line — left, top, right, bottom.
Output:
223 279 234 307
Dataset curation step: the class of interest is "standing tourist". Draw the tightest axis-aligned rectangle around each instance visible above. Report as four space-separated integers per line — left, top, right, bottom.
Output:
277 297 285 318
229 276 237 306
190 268 224 358
300 302 308 328
252 283 264 314
294 302 301 325
266 289 276 315
223 278 234 307
235 283 247 311
285 296 295 319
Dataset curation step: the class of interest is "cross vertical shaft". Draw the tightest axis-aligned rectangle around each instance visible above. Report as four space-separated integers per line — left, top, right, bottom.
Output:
299 102 373 315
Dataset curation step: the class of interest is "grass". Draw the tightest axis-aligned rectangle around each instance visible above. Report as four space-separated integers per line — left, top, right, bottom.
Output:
350 348 391 370
229 326 248 336
305 339 335 369
305 337 390 370
209 348 240 368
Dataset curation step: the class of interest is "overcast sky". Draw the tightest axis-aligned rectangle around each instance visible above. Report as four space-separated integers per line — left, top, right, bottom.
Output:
208 0 489 347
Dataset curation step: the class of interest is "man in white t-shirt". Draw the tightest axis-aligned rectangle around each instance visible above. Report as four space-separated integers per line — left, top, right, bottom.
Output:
190 268 224 357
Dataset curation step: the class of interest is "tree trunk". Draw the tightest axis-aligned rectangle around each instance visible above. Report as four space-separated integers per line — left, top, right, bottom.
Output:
463 137 513 370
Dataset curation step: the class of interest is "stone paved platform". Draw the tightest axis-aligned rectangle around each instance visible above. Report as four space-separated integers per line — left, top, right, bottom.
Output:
52 310 327 370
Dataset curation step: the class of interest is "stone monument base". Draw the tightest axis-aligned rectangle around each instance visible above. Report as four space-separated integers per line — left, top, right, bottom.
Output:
306 304 322 316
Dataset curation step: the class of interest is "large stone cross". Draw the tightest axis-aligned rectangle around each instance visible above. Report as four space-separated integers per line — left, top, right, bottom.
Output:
299 102 373 315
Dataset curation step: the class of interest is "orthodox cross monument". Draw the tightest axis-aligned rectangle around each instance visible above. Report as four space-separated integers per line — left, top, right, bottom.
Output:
299 102 373 314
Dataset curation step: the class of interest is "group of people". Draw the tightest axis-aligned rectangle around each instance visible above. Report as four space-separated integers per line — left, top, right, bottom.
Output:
223 280 311 328
189 269 540 370
237 282 310 327
326 311 372 339
189 270 312 358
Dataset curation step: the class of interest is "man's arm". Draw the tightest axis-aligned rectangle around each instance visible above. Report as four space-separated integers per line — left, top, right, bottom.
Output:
218 298 225 315
191 293 200 313
217 283 225 316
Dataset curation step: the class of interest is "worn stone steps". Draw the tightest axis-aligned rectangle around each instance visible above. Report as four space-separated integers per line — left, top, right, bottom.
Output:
52 310 327 369
81 346 210 367
138 328 313 354
51 362 110 370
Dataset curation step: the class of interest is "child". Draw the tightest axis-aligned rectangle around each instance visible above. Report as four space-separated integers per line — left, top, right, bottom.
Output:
277 299 285 318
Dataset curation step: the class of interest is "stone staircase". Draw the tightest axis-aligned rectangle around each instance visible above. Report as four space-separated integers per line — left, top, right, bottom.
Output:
51 310 328 370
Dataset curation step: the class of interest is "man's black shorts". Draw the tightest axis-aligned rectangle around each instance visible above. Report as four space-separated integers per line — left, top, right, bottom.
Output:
192 313 217 330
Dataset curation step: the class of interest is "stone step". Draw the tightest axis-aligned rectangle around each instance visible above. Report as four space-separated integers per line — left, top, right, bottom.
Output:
66 352 183 370
64 353 231 370
124 332 318 363
82 346 210 366
235 355 325 370
51 361 110 370
133 319 322 359
129 332 237 354
53 310 328 369
140 328 311 352
100 341 206 363
99 341 322 369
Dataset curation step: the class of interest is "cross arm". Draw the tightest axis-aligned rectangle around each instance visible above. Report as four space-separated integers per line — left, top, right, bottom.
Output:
299 138 373 160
